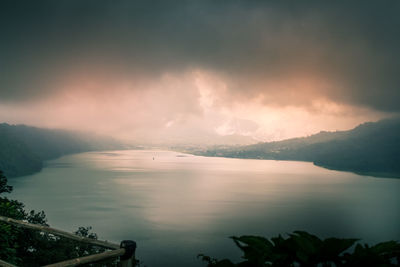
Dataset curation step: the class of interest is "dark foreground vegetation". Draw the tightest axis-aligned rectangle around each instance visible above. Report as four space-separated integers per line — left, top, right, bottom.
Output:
197 117 400 178
0 170 118 266
199 232 400 267
0 123 125 177
1 170 399 266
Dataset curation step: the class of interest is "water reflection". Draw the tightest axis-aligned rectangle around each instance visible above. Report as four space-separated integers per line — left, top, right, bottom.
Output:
9 150 400 267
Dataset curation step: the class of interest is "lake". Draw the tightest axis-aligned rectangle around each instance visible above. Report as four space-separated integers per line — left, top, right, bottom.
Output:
9 150 400 266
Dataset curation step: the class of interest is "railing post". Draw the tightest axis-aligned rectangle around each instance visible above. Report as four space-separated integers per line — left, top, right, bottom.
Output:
120 240 137 267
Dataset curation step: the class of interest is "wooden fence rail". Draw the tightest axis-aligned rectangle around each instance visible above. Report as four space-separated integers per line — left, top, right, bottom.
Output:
0 215 136 267
43 249 126 267
0 259 17 267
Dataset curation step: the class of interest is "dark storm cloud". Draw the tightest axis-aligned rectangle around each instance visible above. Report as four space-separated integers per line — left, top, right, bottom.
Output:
0 0 399 111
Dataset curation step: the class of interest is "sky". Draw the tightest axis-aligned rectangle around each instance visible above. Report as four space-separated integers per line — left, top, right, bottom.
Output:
0 1 399 145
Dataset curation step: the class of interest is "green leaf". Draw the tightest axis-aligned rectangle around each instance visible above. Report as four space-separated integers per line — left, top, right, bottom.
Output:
321 238 358 256
371 241 400 254
231 235 274 265
289 231 322 263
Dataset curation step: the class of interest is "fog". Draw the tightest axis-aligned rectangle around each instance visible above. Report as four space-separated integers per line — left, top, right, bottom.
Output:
0 1 398 145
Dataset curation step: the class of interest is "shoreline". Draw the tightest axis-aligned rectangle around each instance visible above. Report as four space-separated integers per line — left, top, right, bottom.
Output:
189 152 400 179
9 149 400 180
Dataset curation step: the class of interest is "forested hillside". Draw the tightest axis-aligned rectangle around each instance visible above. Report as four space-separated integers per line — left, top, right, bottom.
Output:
0 123 125 177
197 118 400 178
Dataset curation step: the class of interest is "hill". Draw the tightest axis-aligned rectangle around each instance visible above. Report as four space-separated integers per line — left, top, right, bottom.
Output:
0 123 125 177
195 118 400 178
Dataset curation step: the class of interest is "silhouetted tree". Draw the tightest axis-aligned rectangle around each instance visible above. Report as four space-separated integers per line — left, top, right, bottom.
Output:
0 170 117 266
0 170 12 193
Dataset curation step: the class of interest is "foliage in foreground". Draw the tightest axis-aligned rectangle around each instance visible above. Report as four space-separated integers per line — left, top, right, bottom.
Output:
199 231 400 267
0 170 117 266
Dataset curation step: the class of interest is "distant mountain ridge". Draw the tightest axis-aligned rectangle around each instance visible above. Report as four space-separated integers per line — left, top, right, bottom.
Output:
195 117 400 178
0 123 126 177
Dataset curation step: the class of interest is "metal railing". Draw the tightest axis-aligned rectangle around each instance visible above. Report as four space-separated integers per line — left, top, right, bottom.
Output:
0 215 136 267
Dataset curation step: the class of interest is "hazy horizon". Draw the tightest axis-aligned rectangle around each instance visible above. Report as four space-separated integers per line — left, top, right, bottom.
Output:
0 116 394 147
1 3 400 265
1 1 399 145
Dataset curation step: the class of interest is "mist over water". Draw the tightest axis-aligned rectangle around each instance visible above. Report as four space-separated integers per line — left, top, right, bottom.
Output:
9 150 400 267
2 2 400 265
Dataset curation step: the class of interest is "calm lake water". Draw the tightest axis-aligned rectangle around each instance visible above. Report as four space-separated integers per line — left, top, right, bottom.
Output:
9 150 400 266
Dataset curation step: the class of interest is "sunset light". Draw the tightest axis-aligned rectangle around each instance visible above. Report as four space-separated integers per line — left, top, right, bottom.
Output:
1 1 399 266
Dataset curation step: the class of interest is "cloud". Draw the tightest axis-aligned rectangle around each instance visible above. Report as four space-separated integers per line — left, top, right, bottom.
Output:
0 69 389 143
1 1 399 109
0 1 398 143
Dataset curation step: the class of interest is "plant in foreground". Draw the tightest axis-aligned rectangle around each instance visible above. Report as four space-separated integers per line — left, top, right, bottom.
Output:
199 231 400 266
0 170 117 266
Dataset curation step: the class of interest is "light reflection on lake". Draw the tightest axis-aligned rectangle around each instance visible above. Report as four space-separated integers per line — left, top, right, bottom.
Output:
9 150 400 267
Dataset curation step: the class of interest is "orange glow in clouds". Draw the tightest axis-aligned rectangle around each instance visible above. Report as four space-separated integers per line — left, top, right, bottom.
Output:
0 69 389 145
